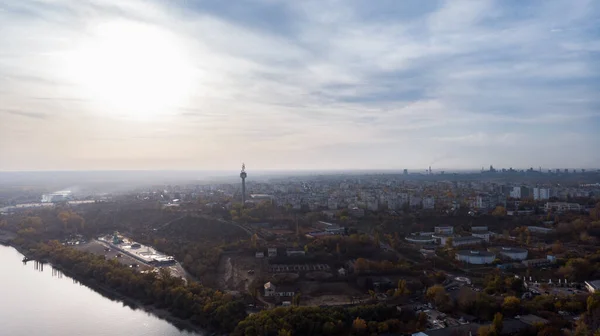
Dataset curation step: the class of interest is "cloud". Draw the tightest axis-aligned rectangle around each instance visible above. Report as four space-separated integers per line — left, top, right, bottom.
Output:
0 108 47 120
0 0 599 170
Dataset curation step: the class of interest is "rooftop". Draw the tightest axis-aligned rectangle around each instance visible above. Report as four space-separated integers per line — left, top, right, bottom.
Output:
454 236 483 242
500 247 528 253
456 250 495 257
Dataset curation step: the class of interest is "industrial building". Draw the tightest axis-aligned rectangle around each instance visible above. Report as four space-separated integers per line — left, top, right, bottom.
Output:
456 250 496 264
499 247 528 260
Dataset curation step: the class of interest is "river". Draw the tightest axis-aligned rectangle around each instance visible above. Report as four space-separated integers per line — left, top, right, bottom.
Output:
0 245 204 336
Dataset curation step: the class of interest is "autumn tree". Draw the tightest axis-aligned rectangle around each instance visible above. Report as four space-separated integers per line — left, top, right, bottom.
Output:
491 312 503 335
278 329 292 336
425 285 452 311
477 326 493 336
445 237 454 249
352 317 367 333
394 279 410 297
492 206 507 217
502 296 521 316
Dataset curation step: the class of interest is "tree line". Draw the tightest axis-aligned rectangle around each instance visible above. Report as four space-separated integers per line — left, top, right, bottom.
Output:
18 239 247 333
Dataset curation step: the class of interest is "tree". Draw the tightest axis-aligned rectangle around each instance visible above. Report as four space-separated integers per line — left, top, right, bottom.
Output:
502 296 521 316
395 279 410 297
491 312 503 334
251 234 258 249
335 243 341 255
354 258 369 274
416 312 428 330
492 206 507 217
426 285 451 310
445 237 454 249
278 329 292 336
352 317 367 333
478 326 493 336
552 240 564 255
537 326 561 336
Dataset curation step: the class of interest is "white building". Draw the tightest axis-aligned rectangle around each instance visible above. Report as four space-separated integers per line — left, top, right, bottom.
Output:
422 196 435 210
267 248 277 258
526 226 554 234
475 194 491 210
471 231 491 242
286 248 305 257
533 188 550 201
434 226 454 235
409 195 422 208
510 187 521 199
405 234 437 244
452 236 484 247
499 247 528 261
456 250 496 264
348 206 365 218
264 282 295 297
366 197 379 212
327 198 338 210
544 202 581 212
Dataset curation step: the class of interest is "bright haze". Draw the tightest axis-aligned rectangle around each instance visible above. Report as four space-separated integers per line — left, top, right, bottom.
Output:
1 0 599 171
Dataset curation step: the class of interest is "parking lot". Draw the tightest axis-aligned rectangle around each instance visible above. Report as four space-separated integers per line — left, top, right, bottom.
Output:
269 263 331 273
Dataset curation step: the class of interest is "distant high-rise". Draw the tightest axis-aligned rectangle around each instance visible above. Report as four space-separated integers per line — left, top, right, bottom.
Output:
240 163 247 205
403 169 408 175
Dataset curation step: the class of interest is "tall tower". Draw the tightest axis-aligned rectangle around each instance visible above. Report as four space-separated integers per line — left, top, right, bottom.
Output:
240 163 247 206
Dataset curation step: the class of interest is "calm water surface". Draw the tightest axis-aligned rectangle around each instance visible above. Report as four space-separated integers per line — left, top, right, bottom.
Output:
0 245 204 336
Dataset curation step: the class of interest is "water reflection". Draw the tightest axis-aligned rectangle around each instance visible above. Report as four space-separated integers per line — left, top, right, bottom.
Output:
2 245 203 336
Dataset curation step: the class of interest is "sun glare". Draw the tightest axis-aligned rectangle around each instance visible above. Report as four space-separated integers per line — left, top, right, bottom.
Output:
67 21 195 120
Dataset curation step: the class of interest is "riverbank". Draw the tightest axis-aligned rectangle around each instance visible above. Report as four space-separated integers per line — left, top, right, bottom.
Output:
6 240 208 335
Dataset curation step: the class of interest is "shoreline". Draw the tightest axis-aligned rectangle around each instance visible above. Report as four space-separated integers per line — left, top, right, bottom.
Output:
2 241 210 336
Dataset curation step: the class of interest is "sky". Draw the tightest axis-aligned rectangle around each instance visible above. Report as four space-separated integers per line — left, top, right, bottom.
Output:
1 0 599 171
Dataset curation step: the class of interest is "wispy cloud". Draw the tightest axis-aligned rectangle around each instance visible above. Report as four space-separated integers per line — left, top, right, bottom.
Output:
0 108 47 120
0 0 599 170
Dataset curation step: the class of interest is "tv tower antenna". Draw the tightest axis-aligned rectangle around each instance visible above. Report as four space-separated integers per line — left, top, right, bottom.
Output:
240 163 247 206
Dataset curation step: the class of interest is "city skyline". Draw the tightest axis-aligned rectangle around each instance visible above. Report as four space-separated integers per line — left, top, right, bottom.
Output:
1 0 599 171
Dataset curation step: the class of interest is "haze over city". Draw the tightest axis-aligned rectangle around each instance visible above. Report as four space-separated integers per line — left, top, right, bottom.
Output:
1 0 599 171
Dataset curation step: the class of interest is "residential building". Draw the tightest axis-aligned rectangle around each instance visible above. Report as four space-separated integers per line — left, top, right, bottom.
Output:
533 188 550 200
348 206 365 218
471 231 490 242
267 248 277 258
422 196 435 210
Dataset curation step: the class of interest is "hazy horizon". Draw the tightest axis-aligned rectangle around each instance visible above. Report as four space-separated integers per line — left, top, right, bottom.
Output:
2 0 599 171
